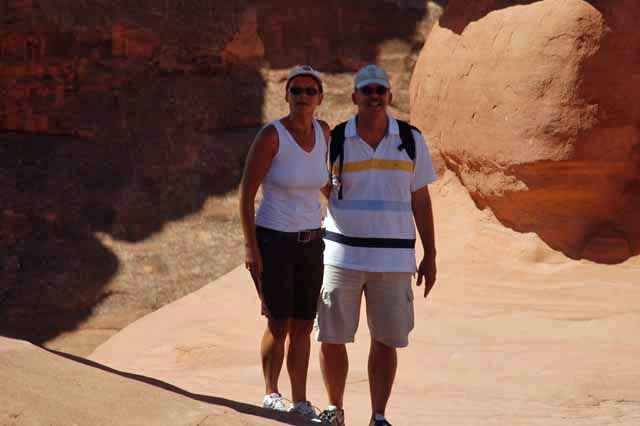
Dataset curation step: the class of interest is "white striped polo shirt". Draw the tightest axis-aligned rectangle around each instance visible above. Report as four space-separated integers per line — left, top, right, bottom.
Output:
323 114 437 272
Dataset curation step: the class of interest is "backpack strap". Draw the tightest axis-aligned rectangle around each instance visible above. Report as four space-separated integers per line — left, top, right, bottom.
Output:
329 121 348 200
396 119 419 161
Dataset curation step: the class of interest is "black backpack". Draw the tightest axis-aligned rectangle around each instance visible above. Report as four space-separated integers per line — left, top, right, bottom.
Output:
329 118 420 199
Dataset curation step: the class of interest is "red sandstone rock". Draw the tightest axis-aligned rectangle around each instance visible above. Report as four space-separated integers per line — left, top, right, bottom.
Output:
0 1 437 349
410 0 640 263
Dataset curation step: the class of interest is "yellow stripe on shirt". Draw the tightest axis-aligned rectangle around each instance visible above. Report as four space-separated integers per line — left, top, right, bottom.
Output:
333 159 414 174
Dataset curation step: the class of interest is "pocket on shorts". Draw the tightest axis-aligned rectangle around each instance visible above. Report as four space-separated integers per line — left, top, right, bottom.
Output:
406 286 414 301
256 229 274 252
320 287 333 306
406 286 415 333
256 227 269 241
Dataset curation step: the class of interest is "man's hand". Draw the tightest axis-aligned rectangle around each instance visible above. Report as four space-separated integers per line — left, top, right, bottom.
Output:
416 254 436 298
411 185 437 298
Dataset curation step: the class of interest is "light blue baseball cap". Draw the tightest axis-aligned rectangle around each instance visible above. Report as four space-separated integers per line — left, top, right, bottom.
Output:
354 64 390 89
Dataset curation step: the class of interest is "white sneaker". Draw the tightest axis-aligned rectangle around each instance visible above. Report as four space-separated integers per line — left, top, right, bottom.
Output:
289 400 319 420
262 393 287 411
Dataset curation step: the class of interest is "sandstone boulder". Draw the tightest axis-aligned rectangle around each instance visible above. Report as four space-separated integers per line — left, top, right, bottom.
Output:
410 0 640 263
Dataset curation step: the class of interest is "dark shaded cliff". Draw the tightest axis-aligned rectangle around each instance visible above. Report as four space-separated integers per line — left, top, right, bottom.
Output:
1 0 437 346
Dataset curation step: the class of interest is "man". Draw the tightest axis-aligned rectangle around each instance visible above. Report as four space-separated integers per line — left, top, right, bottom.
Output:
314 64 438 426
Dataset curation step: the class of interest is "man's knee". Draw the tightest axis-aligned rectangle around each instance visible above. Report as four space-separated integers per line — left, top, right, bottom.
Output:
321 342 347 356
371 338 397 353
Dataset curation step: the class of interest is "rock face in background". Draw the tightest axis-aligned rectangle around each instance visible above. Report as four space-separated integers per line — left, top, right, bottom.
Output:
410 0 640 263
0 0 261 347
0 0 441 350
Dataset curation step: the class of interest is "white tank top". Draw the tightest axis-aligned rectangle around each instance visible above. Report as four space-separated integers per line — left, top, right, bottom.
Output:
255 119 328 232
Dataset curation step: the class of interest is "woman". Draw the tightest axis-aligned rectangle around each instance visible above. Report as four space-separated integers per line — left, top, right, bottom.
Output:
239 65 330 420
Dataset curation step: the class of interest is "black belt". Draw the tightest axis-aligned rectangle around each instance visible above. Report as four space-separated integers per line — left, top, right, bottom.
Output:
257 226 323 243
323 230 415 248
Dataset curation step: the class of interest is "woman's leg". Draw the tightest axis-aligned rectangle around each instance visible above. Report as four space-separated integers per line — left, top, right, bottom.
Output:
287 319 314 402
261 318 290 395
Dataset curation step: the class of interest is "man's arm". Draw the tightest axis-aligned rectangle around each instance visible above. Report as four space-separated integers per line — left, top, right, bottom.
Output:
411 185 437 298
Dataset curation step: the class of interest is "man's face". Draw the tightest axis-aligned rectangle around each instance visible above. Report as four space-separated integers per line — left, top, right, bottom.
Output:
352 83 392 113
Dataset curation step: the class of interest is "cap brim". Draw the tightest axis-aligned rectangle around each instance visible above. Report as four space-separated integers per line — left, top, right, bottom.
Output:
355 78 390 89
287 71 323 86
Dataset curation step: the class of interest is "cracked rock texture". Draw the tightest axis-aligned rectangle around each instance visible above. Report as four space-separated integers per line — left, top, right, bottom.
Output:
410 0 640 263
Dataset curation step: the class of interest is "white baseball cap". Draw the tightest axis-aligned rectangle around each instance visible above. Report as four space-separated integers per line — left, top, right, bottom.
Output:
354 64 390 89
286 65 323 91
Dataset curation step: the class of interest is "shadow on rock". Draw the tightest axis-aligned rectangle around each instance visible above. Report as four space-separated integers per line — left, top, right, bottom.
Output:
256 0 432 71
0 125 257 343
439 0 543 34
46 347 320 426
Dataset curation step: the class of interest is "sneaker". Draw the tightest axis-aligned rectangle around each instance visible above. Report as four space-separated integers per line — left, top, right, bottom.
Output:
312 406 345 426
369 418 393 426
262 393 287 411
288 400 319 420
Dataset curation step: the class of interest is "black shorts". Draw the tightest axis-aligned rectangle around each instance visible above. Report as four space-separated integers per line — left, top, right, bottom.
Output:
254 226 324 320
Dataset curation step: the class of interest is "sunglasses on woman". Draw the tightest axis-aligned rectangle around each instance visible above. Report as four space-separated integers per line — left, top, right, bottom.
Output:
289 86 320 96
359 85 388 96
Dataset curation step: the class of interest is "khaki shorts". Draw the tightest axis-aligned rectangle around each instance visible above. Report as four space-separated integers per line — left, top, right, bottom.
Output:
315 264 415 348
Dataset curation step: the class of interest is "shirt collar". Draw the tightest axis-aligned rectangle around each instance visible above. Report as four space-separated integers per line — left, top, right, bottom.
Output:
345 113 399 138
345 116 358 138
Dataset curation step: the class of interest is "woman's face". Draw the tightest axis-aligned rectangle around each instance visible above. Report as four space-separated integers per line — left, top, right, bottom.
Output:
285 75 323 113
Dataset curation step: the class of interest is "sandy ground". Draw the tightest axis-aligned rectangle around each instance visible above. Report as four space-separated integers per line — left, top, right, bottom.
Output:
88 171 640 425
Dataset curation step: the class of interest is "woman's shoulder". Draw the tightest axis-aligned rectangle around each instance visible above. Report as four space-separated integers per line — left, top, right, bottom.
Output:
257 121 280 140
316 119 330 132
316 119 331 144
253 123 279 155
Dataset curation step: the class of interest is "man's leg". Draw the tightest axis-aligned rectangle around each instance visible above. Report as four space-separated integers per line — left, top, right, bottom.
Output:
368 339 397 417
287 319 314 403
320 342 349 408
365 271 414 422
315 265 364 425
261 318 289 395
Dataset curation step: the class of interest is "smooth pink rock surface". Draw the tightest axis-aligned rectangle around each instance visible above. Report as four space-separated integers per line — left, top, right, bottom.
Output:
90 174 640 425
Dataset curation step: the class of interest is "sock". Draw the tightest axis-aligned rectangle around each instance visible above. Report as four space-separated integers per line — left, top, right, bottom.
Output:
291 401 308 409
374 413 386 421
327 404 339 411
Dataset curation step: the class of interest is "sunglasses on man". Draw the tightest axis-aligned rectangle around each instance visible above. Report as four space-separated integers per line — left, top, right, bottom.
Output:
289 86 320 96
359 85 388 96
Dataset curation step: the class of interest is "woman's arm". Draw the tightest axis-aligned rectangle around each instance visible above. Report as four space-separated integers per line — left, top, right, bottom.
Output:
239 125 278 277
